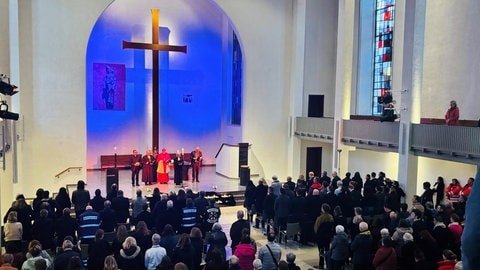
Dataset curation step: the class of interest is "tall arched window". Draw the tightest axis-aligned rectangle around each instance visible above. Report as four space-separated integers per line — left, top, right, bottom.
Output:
372 0 395 115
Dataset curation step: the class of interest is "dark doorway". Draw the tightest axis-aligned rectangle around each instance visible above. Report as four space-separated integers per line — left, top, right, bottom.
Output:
308 95 325 117
306 147 322 177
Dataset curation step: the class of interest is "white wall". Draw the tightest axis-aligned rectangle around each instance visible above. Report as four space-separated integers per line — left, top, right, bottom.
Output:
416 157 477 196
421 0 480 121
0 0 9 74
302 0 338 118
214 0 294 180
347 148 399 180
12 0 112 198
6 0 295 198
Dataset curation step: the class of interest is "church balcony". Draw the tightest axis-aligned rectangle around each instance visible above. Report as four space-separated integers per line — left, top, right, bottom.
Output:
294 117 334 143
410 124 480 164
342 120 399 152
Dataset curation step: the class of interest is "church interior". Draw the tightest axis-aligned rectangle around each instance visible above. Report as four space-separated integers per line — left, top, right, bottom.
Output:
0 0 479 269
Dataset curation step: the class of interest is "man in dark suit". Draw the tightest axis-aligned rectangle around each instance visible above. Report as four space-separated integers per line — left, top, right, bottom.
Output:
130 149 142 186
111 190 130 224
99 200 116 233
229 210 250 252
157 200 180 233
54 239 80 270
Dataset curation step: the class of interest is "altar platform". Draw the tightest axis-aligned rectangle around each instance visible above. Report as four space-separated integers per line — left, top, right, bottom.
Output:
86 166 252 200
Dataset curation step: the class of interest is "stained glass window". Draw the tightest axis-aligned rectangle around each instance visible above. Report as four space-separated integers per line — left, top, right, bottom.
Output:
372 0 395 115
231 33 242 125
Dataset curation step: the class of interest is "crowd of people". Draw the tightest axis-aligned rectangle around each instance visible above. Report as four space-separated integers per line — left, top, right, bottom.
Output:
0 170 476 270
242 171 474 270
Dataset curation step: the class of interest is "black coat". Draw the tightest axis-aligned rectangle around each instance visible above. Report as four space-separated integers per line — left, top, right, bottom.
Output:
190 237 203 270
158 208 180 233
99 207 116 232
263 194 276 219
89 195 106 213
207 230 228 260
55 214 78 245
229 219 250 249
254 184 268 213
54 249 81 270
88 238 111 270
160 234 178 258
111 196 130 224
172 245 195 270
135 210 154 230
350 231 373 265
116 246 144 270
32 217 56 250
244 185 256 210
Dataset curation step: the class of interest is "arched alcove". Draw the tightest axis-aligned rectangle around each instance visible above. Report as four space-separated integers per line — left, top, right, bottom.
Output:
85 0 244 169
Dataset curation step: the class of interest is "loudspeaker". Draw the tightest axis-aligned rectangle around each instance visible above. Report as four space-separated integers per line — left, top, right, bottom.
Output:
238 143 249 177
106 168 119 194
240 166 250 186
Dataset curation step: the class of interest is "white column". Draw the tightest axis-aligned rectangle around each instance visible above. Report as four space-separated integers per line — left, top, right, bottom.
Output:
332 0 357 174
394 0 426 203
287 0 307 178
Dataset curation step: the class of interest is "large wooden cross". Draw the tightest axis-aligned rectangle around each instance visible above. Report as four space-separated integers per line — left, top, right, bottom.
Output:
123 9 187 149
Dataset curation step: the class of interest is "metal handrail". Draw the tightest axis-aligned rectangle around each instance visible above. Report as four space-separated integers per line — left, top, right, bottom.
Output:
55 167 82 178
214 143 239 158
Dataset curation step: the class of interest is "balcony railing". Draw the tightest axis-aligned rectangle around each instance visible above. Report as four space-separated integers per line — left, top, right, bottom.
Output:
342 120 399 151
411 124 480 164
294 117 334 142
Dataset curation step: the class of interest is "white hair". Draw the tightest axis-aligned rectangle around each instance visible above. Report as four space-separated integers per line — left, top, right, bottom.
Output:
380 228 390 237
335 225 345 234
403 232 413 242
253 259 262 270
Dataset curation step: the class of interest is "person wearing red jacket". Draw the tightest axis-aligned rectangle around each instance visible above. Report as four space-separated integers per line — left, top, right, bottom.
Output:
445 100 459 126
234 235 256 270
437 249 457 270
373 237 397 270
445 179 462 201
460 177 474 200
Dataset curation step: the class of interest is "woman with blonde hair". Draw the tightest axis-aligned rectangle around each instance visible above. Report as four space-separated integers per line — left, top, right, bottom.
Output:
116 236 144 270
103 255 118 270
111 224 129 257
4 211 23 253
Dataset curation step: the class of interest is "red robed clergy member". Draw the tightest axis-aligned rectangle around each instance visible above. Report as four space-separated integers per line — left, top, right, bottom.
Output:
157 148 171 184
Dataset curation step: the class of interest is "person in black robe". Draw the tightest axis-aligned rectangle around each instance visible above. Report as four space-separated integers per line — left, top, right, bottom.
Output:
172 152 184 186
141 149 156 185
433 176 445 207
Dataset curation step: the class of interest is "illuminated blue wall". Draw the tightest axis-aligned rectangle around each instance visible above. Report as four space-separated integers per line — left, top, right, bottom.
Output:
86 0 237 168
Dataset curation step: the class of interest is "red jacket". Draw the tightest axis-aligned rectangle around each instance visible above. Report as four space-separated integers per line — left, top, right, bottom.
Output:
234 243 256 270
445 106 459 125
373 246 397 270
448 222 463 245
461 183 473 198
446 184 462 198
437 259 456 270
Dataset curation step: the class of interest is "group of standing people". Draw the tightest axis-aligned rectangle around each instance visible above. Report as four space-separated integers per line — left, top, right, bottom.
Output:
130 147 203 187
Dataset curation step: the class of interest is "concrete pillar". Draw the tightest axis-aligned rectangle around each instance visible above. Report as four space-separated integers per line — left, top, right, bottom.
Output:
287 0 306 178
394 0 426 204
332 0 357 174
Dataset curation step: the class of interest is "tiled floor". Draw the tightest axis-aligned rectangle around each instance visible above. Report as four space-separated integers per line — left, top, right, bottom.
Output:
219 206 318 270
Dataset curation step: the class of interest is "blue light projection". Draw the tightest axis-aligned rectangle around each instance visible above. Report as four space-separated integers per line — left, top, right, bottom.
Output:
86 0 242 168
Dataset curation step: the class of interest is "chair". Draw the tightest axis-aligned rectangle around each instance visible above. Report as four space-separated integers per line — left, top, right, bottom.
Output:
80 244 89 267
279 222 301 244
